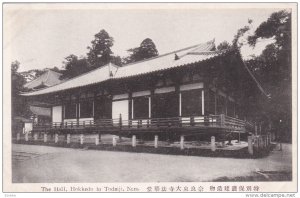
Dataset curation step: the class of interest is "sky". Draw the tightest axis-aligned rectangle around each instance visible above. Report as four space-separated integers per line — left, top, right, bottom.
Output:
4 4 284 72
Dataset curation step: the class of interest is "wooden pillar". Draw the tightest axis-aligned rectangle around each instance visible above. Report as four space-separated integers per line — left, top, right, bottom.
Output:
215 88 218 114
148 96 151 118
67 134 71 144
128 92 133 120
248 136 254 155
259 136 262 148
259 124 262 135
220 114 225 127
132 135 136 147
17 133 20 141
203 79 209 115
254 136 258 150
44 133 47 143
131 98 134 119
233 102 236 118
92 100 95 118
279 142 282 151
95 134 99 145
76 95 80 125
225 94 228 116
80 134 84 145
150 89 154 118
180 135 184 150
112 135 117 147
62 103 65 123
119 114 122 129
154 135 158 148
25 133 29 142
55 134 59 143
179 93 182 116
202 90 205 115
211 136 216 151
34 133 38 141
98 133 101 142
255 123 258 136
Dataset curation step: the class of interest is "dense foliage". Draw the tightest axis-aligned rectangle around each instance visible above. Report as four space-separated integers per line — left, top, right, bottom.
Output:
123 38 159 64
246 10 292 141
11 61 30 118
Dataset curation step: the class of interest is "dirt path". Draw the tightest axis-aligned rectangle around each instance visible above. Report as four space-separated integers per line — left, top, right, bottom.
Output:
12 143 292 183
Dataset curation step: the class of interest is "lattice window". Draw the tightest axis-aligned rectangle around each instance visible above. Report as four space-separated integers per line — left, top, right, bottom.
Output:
133 96 149 119
181 89 202 116
65 103 76 119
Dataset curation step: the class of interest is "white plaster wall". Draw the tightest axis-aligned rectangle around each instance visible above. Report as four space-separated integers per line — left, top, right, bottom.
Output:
112 100 129 122
24 122 33 133
113 93 129 100
132 90 150 97
180 82 203 91
52 106 62 123
154 87 175 94
64 119 77 123
79 118 93 122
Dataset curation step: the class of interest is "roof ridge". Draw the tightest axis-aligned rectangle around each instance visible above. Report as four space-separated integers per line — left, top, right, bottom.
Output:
24 69 62 88
120 40 215 68
48 69 62 75
43 69 51 84
178 39 215 59
23 71 47 87
187 48 229 55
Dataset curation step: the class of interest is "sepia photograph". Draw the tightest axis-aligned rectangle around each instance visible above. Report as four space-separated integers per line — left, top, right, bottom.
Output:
2 2 297 193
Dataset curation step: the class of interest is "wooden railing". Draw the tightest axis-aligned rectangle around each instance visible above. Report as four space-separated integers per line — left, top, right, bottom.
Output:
32 114 254 133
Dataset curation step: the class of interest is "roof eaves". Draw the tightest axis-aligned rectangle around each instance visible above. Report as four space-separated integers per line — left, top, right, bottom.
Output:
20 78 112 96
20 63 113 96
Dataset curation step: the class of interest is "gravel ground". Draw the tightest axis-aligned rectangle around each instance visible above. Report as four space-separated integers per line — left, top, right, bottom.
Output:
12 143 292 183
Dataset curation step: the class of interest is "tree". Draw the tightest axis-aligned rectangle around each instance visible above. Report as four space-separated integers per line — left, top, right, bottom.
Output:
245 10 291 141
11 61 30 118
124 38 158 64
60 55 90 79
217 41 231 51
232 25 251 48
87 29 114 68
248 10 291 81
50 66 61 73
110 55 122 67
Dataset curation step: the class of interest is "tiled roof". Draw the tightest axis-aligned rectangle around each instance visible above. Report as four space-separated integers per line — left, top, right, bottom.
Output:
21 40 230 96
114 40 221 79
21 63 118 96
23 69 63 89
